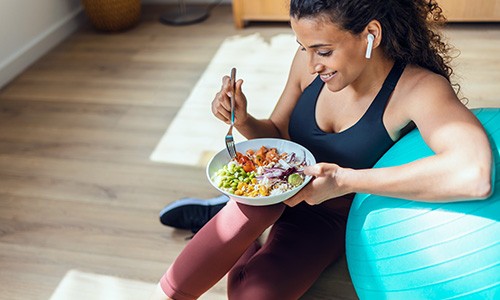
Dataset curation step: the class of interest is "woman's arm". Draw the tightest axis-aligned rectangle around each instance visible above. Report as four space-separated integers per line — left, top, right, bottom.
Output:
286 72 492 206
345 73 492 202
211 47 312 140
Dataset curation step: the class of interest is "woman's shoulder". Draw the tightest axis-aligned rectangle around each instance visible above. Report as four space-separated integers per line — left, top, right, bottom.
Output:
288 48 318 91
389 64 460 120
398 64 457 105
401 65 452 92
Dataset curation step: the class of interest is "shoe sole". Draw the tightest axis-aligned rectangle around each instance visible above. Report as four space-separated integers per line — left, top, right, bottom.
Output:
158 195 229 218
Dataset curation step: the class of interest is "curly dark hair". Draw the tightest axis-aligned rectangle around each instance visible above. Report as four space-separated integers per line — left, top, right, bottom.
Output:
290 0 461 94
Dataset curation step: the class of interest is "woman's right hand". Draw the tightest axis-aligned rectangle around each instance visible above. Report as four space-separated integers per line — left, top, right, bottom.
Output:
211 74 248 126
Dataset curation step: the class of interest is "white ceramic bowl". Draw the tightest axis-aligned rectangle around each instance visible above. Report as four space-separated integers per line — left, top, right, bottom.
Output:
206 138 316 206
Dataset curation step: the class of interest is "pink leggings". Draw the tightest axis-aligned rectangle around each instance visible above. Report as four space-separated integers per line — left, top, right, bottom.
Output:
160 195 353 300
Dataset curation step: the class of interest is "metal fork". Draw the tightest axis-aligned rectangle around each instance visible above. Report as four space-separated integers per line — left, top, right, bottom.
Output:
225 67 237 159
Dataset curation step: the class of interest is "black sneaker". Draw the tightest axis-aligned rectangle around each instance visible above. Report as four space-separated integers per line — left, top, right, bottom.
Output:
159 195 229 233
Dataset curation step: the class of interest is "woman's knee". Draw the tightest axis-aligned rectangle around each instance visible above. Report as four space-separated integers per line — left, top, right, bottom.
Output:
224 200 285 231
228 275 303 300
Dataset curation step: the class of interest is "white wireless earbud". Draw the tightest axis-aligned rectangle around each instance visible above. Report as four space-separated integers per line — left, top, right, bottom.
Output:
365 33 375 59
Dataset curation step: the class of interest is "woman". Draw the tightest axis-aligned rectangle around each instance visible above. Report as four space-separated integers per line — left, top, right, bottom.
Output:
151 0 492 299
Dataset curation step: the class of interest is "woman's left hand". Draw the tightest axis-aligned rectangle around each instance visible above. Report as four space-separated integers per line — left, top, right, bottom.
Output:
284 163 350 207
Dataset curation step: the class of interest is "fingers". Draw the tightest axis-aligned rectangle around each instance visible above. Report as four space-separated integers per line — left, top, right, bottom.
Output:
303 163 327 177
211 91 229 123
221 75 230 88
221 75 236 98
219 90 231 112
221 74 243 96
234 79 243 97
303 165 318 177
212 75 246 123
283 184 310 207
212 76 231 122
213 108 230 124
283 196 302 207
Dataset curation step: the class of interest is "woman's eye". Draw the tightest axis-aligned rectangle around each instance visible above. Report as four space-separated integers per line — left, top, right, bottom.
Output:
317 51 333 57
300 47 306 52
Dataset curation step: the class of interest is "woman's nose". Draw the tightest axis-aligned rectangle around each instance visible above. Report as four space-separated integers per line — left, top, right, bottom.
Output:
309 62 323 75
308 55 323 74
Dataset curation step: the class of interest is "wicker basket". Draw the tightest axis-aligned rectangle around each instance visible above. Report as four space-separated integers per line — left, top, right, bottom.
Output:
81 0 141 32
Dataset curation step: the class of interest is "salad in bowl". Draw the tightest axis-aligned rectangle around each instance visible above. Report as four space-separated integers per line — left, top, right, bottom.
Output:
207 138 316 206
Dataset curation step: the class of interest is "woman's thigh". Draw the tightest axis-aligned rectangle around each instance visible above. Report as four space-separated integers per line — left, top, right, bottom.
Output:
228 199 351 300
163 200 286 300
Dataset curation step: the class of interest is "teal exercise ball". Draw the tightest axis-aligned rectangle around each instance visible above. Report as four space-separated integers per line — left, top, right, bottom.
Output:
346 108 500 299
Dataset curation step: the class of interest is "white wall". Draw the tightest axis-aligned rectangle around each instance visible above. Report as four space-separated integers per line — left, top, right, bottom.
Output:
0 0 230 89
0 0 83 89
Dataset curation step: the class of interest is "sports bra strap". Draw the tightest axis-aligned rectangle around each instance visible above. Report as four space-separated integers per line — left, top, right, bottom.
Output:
371 61 406 111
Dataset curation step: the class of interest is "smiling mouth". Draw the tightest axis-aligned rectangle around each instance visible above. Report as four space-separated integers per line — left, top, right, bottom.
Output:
320 71 337 80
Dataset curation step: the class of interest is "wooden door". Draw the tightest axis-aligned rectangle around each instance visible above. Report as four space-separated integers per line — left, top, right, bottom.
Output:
232 0 289 28
438 0 500 21
232 0 500 28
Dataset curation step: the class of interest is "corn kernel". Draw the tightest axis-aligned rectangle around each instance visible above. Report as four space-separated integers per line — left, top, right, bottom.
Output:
259 185 269 196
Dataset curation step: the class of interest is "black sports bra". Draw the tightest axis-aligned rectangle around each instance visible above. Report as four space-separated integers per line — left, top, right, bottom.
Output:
288 61 411 169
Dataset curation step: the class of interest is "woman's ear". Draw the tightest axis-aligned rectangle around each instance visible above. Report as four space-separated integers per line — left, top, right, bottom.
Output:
364 20 382 59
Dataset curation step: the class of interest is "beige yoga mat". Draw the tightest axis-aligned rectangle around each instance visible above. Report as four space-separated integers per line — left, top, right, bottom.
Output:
49 269 226 300
49 270 156 300
150 33 298 167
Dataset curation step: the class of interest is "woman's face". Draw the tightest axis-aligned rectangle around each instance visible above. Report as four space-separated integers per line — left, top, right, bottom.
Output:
290 16 367 92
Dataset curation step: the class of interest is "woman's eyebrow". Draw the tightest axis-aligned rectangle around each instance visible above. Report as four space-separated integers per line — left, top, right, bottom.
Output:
296 40 333 49
310 43 333 48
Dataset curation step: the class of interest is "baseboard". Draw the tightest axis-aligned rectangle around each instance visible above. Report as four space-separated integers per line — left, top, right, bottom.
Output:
142 0 231 4
0 7 85 90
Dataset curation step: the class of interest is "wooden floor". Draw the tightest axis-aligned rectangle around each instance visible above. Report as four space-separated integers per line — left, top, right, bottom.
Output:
0 4 499 300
